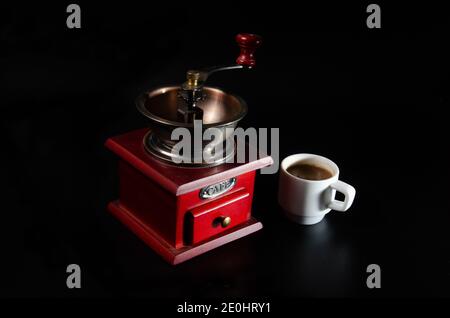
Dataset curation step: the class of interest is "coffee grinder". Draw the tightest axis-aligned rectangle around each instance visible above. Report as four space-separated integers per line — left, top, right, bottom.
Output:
105 33 273 265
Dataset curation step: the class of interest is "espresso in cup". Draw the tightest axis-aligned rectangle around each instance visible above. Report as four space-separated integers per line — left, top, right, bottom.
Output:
278 154 356 225
287 162 333 181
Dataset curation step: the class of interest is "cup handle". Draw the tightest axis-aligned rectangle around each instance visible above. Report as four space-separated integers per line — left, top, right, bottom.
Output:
327 180 356 212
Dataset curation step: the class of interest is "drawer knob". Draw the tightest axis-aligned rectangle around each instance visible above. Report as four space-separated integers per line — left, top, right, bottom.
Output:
221 216 231 228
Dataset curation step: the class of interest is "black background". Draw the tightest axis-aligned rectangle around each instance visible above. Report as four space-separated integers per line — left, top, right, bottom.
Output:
1 1 449 302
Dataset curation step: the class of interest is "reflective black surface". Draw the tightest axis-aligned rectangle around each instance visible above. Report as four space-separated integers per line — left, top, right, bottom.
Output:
1 2 449 299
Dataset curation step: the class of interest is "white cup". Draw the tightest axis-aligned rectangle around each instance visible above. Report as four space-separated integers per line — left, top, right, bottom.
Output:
278 154 356 225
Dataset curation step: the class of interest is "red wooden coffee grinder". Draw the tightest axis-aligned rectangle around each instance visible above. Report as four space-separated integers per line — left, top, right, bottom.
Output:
105 33 273 264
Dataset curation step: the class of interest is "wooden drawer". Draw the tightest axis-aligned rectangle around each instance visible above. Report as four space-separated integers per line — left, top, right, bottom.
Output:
185 189 251 245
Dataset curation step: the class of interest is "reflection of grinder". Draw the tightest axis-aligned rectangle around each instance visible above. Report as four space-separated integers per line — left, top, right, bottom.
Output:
105 33 273 264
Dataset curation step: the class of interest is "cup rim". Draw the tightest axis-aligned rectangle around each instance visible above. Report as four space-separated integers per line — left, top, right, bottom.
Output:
281 153 339 183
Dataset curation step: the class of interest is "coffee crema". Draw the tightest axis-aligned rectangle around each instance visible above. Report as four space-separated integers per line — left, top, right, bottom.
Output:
287 162 333 181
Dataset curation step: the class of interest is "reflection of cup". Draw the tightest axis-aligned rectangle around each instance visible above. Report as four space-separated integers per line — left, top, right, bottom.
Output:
278 154 356 225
